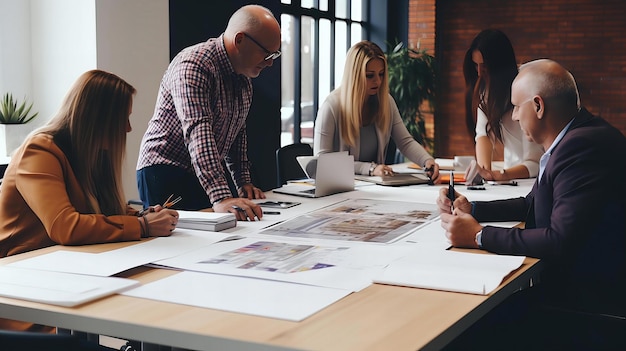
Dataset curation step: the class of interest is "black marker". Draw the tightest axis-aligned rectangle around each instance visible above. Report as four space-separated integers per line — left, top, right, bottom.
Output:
263 211 281 215
448 171 455 211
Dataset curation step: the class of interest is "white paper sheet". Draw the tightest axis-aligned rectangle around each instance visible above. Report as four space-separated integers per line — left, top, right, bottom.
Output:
152 237 416 292
9 229 233 276
394 219 450 249
122 271 351 321
0 266 139 307
373 248 525 295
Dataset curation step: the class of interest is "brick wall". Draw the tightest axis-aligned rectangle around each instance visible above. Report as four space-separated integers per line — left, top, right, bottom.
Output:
409 0 626 158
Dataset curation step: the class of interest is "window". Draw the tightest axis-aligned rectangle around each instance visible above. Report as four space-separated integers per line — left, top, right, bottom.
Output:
280 0 369 147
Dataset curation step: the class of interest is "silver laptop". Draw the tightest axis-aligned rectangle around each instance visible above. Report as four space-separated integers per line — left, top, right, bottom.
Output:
273 152 355 198
355 173 430 186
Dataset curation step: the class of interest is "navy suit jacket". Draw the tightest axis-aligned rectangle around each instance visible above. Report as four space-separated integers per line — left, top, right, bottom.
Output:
473 108 626 315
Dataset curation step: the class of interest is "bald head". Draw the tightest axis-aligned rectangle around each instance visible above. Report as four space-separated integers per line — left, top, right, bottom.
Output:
510 59 581 149
223 5 281 77
513 59 580 115
225 5 279 39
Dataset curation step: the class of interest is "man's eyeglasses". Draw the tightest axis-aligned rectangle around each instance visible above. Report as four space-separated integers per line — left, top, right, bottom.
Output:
243 32 281 61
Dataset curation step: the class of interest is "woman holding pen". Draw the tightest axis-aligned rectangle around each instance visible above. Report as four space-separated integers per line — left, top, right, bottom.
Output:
0 70 179 332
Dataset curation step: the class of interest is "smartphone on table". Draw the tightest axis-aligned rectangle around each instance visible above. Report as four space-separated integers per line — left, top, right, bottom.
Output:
257 201 301 209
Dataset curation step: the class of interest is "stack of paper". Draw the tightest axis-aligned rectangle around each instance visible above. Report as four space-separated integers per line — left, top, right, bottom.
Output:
0 266 139 307
177 210 237 232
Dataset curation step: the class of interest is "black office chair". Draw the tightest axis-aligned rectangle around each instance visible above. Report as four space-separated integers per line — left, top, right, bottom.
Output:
275 143 313 187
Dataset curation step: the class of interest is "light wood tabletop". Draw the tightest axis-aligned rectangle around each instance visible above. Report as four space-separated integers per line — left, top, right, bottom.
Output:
0 180 540 350
0 242 540 351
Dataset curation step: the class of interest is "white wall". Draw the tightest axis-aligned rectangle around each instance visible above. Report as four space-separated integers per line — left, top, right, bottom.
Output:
0 0 33 100
30 0 97 130
94 0 169 201
2 0 169 200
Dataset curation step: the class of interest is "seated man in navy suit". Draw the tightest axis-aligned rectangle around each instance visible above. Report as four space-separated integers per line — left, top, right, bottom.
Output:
438 59 625 350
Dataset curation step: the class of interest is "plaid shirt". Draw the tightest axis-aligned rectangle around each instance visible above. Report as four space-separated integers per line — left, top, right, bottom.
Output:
137 35 253 203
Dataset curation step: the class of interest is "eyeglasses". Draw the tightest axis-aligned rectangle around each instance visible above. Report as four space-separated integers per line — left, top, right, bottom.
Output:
512 98 535 114
243 32 281 61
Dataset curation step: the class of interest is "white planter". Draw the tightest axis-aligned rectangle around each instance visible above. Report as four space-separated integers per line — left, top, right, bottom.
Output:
0 124 33 157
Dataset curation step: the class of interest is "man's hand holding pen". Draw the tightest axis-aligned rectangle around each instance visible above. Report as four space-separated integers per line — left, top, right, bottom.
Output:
437 186 471 215
436 187 482 248
213 198 263 221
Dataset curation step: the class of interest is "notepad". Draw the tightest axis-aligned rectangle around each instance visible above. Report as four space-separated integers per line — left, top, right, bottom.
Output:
176 211 237 231
373 249 525 295
0 266 139 307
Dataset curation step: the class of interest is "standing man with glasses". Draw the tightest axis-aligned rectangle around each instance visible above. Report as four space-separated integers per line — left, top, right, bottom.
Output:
137 5 280 221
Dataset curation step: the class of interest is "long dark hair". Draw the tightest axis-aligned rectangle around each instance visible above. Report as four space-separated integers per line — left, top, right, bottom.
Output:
463 29 518 142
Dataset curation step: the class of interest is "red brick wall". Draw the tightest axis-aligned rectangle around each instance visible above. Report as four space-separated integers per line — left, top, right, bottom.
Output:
408 0 437 149
409 0 626 158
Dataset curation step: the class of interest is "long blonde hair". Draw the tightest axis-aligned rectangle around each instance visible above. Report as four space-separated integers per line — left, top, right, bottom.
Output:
36 70 136 215
338 40 391 146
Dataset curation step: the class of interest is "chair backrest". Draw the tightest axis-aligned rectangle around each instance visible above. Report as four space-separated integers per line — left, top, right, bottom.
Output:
275 143 313 187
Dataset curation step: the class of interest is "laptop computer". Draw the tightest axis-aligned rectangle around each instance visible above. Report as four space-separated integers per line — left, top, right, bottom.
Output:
273 152 355 198
355 173 431 186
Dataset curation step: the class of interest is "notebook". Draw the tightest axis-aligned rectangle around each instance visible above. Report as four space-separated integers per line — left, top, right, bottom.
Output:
355 173 431 186
176 211 237 231
273 151 355 198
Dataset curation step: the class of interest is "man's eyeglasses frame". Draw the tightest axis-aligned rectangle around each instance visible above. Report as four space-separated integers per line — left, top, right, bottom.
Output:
243 32 281 61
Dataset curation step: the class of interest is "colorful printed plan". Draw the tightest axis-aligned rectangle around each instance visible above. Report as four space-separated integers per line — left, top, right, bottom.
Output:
260 199 439 243
200 241 343 273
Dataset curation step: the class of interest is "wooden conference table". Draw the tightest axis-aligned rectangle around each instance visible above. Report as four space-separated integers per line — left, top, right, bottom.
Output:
0 180 541 351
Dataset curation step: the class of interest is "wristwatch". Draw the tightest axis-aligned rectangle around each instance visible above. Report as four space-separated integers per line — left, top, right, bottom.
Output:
475 230 483 248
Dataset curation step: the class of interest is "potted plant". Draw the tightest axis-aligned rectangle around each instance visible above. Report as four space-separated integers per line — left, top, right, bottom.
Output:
386 41 437 154
0 93 38 157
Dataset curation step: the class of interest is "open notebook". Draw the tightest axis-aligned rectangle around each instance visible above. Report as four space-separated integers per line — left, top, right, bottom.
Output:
273 151 354 198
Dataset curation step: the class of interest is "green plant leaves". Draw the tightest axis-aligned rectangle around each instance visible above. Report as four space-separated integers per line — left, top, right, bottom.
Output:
386 41 437 152
0 93 38 124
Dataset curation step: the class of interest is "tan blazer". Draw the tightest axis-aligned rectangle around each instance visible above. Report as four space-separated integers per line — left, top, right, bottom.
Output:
0 133 143 331
0 134 141 258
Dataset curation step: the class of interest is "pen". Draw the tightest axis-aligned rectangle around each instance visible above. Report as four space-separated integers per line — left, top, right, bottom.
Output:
232 205 258 220
448 171 455 211
487 180 518 186
424 166 434 185
263 211 281 215
138 194 182 216
163 194 182 208
231 205 245 212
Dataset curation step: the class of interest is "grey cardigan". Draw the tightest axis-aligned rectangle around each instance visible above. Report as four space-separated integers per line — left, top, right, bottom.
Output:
314 92 434 175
